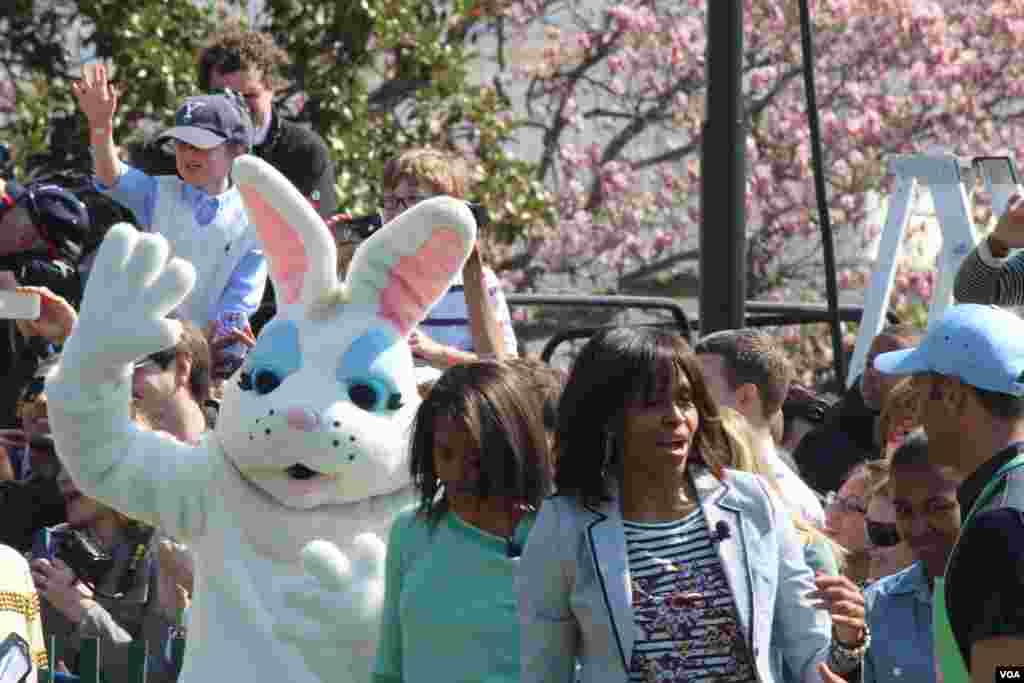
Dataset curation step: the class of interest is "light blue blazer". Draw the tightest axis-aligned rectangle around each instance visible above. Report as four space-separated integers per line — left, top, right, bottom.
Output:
518 468 846 683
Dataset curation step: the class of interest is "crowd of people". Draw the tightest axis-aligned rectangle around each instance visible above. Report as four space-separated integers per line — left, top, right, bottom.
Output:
0 19 1021 683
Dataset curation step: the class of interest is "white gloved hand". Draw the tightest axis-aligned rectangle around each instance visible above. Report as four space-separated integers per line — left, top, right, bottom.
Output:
59 223 196 384
274 535 387 682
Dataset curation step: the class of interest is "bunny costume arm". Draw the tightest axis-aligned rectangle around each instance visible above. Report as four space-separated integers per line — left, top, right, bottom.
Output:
46 374 219 541
47 223 218 542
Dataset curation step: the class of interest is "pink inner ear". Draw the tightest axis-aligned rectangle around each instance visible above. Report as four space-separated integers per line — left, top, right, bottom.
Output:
379 228 465 336
238 184 307 306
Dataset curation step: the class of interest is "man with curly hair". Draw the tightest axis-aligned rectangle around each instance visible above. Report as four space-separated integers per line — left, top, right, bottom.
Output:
137 23 337 219
198 24 337 218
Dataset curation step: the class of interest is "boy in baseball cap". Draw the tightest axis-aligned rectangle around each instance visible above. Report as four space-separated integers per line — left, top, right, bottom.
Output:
872 303 1024 683
71 63 266 372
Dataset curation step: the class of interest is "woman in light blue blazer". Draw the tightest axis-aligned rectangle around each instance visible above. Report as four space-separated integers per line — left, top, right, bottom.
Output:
518 327 868 683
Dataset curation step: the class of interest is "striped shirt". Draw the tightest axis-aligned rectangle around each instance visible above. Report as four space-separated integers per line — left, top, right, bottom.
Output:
625 510 755 683
417 266 518 356
953 236 1024 305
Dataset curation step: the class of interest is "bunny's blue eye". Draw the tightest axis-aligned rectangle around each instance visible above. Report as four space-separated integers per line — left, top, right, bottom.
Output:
238 321 302 396
337 329 407 413
253 369 282 395
345 378 403 413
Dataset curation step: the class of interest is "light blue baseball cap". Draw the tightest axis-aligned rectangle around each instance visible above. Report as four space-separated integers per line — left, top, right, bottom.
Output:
873 304 1024 397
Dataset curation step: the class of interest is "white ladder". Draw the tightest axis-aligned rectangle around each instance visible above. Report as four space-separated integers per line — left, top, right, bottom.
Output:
845 154 1020 388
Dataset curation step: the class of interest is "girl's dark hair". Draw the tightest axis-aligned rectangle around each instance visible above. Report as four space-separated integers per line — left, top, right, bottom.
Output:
554 327 729 508
409 362 552 528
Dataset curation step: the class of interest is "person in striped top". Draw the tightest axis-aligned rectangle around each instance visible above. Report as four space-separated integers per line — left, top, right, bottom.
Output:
519 327 869 683
954 192 1024 305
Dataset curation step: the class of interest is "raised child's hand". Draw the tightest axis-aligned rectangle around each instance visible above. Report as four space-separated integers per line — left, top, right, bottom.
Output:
71 63 119 128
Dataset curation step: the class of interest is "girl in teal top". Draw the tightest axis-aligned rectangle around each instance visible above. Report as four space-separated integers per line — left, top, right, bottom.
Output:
374 361 553 683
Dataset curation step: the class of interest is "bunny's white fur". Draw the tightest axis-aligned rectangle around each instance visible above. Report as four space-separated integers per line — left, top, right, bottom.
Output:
46 155 476 682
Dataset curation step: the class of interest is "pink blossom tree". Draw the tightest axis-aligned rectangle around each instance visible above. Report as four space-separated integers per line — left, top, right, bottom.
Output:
493 0 1024 306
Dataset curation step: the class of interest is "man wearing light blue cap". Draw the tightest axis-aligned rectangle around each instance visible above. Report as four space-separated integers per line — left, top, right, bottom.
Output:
873 304 1024 683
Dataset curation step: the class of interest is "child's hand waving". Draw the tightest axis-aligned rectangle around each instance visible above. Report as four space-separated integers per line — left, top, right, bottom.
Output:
71 63 119 128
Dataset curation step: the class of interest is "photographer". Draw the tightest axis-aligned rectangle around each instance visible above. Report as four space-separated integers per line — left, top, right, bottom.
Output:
375 148 516 380
0 180 89 429
29 470 184 683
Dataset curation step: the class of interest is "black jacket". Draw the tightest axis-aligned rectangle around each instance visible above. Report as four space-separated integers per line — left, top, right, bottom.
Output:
133 108 337 218
791 376 878 494
254 111 337 218
0 474 65 553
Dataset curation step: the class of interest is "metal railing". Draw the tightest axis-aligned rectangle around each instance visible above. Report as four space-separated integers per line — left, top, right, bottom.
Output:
38 635 185 683
507 295 897 364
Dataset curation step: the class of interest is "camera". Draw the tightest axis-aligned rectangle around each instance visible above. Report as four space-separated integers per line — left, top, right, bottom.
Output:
52 528 114 586
51 527 115 587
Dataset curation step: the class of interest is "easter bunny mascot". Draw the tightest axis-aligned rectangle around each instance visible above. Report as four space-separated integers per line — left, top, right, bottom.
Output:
45 155 477 682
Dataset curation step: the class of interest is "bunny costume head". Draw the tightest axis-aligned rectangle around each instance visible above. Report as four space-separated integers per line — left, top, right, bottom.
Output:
220 157 473 511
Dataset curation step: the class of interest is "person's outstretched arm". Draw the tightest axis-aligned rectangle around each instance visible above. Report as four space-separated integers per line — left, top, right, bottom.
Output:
72 63 122 189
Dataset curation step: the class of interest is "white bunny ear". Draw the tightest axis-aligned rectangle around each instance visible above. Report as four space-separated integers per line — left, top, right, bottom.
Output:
233 155 338 316
345 197 476 337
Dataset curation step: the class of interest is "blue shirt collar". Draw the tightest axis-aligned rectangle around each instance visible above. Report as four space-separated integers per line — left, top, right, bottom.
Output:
181 183 220 205
181 183 225 227
879 560 931 603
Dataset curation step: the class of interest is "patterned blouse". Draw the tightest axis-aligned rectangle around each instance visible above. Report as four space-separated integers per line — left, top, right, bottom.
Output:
625 509 756 683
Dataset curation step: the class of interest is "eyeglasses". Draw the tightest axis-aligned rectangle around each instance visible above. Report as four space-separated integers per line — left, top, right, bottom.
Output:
865 519 902 548
134 349 176 372
380 194 434 214
19 376 46 405
824 492 867 515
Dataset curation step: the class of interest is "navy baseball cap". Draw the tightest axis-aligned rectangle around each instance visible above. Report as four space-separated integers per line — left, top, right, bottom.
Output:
158 91 252 150
7 182 90 262
874 304 1024 397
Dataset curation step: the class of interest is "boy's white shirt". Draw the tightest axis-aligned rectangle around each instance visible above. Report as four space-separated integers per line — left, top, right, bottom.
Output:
149 176 259 328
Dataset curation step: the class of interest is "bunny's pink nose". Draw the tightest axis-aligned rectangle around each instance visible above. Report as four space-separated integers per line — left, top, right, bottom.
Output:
286 407 321 432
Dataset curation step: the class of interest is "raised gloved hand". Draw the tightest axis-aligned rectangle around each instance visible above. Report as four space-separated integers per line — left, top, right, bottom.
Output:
58 223 195 385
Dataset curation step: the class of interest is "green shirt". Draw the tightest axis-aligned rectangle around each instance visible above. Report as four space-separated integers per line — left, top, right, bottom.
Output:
374 506 533 683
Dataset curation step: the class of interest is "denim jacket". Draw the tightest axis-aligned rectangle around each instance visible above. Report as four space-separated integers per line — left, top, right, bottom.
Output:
863 561 938 683
518 468 851 683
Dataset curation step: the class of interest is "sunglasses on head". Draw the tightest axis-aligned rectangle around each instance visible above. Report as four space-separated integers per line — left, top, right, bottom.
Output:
865 519 902 548
133 348 177 372
19 376 46 405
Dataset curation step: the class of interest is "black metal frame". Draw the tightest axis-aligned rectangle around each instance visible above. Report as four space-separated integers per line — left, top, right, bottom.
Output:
507 294 897 364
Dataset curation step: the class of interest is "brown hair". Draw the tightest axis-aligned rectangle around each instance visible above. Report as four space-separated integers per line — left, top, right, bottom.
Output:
876 376 921 455
865 458 892 501
695 328 794 420
167 321 213 404
198 22 290 92
381 148 471 198
409 362 552 527
877 324 924 345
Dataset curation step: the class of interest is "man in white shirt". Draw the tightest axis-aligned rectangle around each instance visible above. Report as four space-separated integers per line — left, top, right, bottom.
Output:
696 328 827 528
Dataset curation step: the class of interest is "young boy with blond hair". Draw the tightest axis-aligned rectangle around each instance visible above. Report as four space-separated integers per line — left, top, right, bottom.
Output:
378 148 518 374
